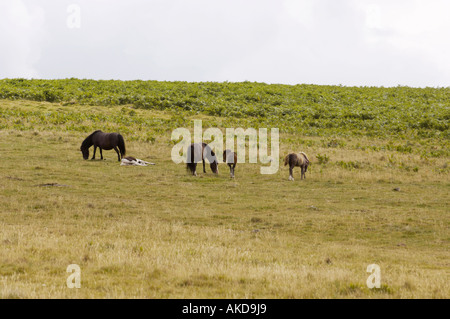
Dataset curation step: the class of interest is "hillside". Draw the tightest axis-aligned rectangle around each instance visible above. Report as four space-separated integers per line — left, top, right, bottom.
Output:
1 79 448 138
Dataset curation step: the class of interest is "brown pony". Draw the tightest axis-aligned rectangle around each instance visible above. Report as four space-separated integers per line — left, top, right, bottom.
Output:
284 152 309 181
223 149 237 178
186 143 219 176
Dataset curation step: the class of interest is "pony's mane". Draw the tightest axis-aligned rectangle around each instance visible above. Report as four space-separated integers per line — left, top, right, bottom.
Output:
81 130 102 150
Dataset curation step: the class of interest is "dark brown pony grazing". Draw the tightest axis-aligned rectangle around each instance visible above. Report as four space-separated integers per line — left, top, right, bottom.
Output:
223 149 237 178
80 130 126 161
284 152 309 181
186 143 219 176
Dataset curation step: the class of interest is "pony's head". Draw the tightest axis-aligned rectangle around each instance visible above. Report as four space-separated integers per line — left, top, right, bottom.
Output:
205 147 219 174
80 146 89 160
80 131 99 160
80 136 93 160
201 143 219 174
210 159 219 174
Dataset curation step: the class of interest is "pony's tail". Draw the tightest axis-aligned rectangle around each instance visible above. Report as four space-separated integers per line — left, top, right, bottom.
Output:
284 155 290 166
186 144 195 174
118 134 126 158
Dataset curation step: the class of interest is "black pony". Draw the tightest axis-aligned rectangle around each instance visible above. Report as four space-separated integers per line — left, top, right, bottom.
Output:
80 130 126 161
186 143 219 176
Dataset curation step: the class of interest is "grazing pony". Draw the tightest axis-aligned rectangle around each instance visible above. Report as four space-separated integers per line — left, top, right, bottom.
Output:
284 152 310 181
186 143 219 176
223 149 237 178
80 130 126 161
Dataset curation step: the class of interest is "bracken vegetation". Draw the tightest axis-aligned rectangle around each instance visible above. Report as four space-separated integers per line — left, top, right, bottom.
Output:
0 78 448 138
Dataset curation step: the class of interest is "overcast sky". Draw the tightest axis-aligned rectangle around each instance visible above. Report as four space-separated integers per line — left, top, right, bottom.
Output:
1 0 449 87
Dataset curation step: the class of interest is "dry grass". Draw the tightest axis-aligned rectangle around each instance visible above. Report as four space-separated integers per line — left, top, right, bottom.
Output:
0 101 448 299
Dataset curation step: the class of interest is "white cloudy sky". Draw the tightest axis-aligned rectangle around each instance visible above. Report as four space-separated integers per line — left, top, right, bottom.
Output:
1 0 449 87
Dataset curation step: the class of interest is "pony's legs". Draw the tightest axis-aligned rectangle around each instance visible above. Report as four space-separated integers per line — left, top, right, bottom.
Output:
289 166 294 181
301 166 305 180
91 146 97 160
100 148 103 160
113 146 121 161
202 159 206 173
193 163 198 176
231 165 235 178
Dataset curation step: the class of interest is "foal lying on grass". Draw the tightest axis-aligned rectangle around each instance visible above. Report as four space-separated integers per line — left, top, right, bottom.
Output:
120 156 155 166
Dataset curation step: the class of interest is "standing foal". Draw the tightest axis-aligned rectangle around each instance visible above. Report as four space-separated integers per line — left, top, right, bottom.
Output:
223 149 237 178
284 152 310 181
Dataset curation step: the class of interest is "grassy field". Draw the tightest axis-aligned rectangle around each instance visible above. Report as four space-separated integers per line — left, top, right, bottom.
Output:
0 92 448 298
